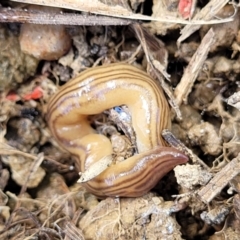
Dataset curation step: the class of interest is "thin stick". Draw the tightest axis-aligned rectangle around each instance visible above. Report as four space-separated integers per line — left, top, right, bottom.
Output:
0 7 134 25
162 129 210 170
174 28 215 105
9 0 233 24
198 153 240 203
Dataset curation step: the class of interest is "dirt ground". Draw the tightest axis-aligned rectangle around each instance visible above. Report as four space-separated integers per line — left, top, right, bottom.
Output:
0 0 240 239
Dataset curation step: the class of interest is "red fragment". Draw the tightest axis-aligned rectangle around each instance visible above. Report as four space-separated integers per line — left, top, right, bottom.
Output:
23 86 43 100
6 91 20 101
178 0 193 19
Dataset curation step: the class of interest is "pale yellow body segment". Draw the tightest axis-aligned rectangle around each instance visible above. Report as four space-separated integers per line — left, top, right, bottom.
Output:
47 63 187 198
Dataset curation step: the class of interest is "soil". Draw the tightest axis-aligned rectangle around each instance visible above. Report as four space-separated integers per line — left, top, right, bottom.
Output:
0 1 240 239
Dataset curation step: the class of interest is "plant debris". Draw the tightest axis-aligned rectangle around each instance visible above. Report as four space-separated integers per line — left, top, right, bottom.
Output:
0 0 240 239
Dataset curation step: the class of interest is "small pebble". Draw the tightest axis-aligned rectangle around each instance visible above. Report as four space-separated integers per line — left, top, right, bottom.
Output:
19 23 72 60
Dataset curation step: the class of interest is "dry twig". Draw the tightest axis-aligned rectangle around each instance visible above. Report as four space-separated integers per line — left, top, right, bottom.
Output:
162 129 210 170
198 153 240 203
174 28 215 105
10 0 233 24
132 23 182 119
0 7 135 25
178 0 230 43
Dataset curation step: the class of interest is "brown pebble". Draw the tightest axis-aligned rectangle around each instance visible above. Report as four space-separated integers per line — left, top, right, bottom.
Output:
19 23 72 60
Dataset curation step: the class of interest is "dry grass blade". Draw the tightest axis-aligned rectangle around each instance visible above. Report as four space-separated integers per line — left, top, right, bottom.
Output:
78 155 113 182
132 23 182 119
0 142 36 160
0 142 71 173
42 192 76 228
10 0 233 24
0 7 134 25
2 154 44 235
53 208 84 239
178 0 230 43
64 221 85 240
19 153 44 196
